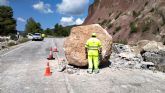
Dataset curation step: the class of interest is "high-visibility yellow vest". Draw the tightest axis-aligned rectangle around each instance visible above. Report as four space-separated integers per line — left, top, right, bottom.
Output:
85 37 102 56
41 34 45 38
85 37 102 50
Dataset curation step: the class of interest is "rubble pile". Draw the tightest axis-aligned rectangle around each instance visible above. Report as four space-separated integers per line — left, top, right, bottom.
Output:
0 36 10 50
139 41 165 72
110 43 145 69
110 41 165 72
0 36 29 51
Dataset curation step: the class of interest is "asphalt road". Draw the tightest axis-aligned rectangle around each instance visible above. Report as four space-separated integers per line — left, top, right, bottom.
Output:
0 38 165 93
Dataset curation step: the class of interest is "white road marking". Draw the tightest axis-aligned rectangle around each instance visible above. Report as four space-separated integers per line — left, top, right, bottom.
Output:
0 41 32 57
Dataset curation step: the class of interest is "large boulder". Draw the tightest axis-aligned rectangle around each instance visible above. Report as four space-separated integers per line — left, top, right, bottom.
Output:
64 24 113 66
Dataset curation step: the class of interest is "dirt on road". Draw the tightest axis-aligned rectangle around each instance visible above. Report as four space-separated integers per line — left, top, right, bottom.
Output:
0 38 165 93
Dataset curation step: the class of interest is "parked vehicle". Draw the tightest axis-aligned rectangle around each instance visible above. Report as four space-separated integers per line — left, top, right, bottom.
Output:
32 33 43 41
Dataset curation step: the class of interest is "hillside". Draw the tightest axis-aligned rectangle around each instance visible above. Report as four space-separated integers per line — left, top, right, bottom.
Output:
84 0 165 45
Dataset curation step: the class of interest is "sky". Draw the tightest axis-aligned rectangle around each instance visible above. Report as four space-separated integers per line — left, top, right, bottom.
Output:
0 0 94 31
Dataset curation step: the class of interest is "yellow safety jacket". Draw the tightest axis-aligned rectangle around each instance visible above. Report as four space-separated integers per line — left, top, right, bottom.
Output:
41 34 45 38
85 37 102 56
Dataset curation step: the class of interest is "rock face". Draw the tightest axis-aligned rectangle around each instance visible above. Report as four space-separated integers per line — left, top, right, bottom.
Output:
64 24 113 66
84 0 165 44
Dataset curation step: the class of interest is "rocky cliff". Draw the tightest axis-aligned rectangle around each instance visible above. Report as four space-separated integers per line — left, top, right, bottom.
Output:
84 0 165 45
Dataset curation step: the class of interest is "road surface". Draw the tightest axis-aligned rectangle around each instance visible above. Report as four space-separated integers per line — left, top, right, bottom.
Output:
0 38 165 93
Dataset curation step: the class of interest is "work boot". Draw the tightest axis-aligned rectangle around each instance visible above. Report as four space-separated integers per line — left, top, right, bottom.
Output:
94 69 99 74
87 69 93 74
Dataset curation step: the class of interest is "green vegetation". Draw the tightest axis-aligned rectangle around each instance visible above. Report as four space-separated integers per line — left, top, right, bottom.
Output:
7 41 17 46
44 28 53 36
25 18 71 37
25 17 43 34
150 8 155 12
0 6 17 36
10 33 18 40
152 27 160 34
113 32 115 35
132 11 140 17
109 12 112 17
100 19 107 26
99 19 113 29
144 1 149 6
115 39 128 45
53 23 71 37
130 22 137 33
18 38 29 43
142 24 150 32
107 23 113 29
0 6 71 38
112 26 121 35
115 26 121 32
159 13 165 26
115 12 122 19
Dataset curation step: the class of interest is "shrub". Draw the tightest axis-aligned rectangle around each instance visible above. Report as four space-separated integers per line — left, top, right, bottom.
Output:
18 38 29 43
100 19 107 26
113 32 116 35
152 27 160 34
8 40 17 46
109 12 112 16
150 8 155 12
133 11 140 17
144 1 149 6
162 36 165 45
10 34 18 40
115 12 122 19
107 23 113 29
142 23 150 32
130 22 137 33
115 26 121 32
115 39 128 45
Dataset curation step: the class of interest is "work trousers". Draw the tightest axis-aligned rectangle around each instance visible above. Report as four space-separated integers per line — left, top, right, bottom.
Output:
88 55 99 70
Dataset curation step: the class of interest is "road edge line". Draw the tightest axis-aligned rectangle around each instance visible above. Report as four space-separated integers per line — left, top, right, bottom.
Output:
0 41 32 57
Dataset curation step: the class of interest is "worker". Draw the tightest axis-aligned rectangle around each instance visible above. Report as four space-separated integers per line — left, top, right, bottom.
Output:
41 33 45 39
85 33 102 74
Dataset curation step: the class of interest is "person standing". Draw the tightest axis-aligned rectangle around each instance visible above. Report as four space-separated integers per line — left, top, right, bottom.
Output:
85 33 102 74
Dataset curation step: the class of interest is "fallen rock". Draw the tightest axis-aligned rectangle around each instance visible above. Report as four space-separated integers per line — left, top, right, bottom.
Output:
132 40 165 54
64 24 113 66
142 41 165 52
112 43 131 53
157 58 165 72
110 52 143 69
119 52 136 60
7 40 17 46
142 52 162 63
136 40 150 48
141 62 155 69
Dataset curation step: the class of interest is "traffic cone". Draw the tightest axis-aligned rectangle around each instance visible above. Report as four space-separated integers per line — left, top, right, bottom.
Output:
44 62 52 76
53 47 58 52
47 47 55 60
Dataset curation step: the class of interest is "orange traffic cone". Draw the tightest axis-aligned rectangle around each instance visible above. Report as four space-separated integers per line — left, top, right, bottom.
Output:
44 62 52 76
47 47 55 60
53 47 59 52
